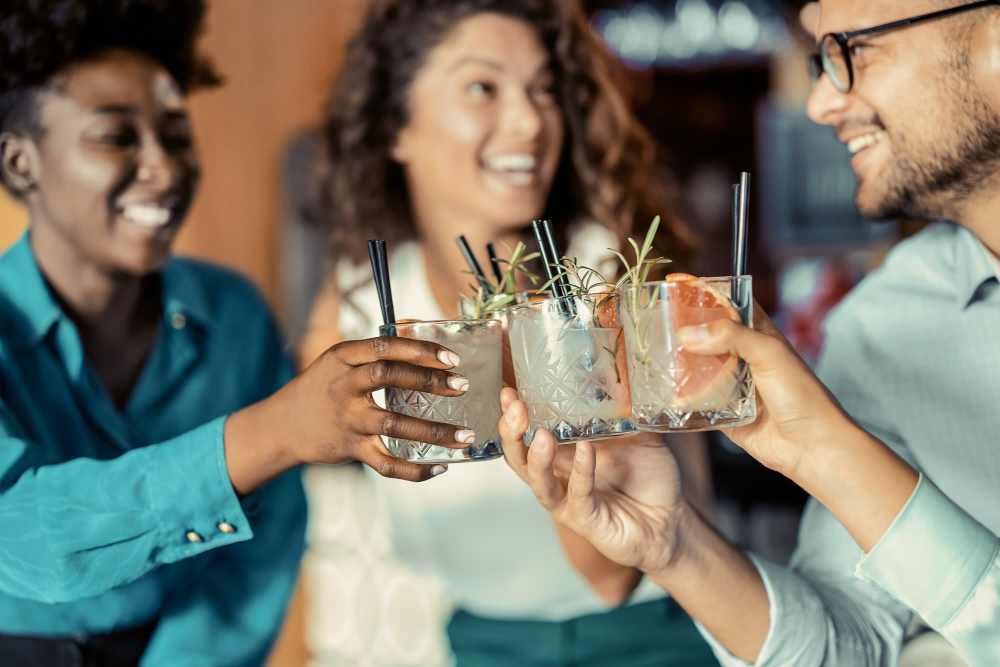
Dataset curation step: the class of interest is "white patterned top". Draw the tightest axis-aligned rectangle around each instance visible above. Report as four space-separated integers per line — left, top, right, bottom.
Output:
303 225 665 666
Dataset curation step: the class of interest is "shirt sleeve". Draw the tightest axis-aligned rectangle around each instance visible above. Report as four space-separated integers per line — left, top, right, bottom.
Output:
0 406 254 604
857 475 1000 667
696 303 918 666
139 467 307 667
140 331 308 667
697 500 915 666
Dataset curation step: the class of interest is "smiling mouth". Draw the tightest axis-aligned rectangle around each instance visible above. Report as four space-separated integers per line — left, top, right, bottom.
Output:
847 130 886 157
481 153 539 186
118 203 177 230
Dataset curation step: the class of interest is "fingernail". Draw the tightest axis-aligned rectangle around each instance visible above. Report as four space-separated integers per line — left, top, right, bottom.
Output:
447 375 470 392
430 465 448 477
505 409 520 427
438 350 461 367
455 430 476 444
677 324 710 344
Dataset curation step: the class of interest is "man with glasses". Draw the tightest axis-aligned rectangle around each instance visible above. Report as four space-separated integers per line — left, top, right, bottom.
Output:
503 1 1000 665
692 1 1000 664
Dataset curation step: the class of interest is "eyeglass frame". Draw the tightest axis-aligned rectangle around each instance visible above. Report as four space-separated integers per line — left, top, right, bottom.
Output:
807 0 1000 93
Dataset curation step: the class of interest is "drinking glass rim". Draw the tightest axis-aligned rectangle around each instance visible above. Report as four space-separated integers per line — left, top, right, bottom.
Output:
385 317 501 329
504 291 616 315
619 275 753 291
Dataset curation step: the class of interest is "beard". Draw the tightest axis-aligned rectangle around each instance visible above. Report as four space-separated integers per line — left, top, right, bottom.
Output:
859 53 1000 222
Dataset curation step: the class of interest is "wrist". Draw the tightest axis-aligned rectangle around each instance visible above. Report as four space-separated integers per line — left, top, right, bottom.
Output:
794 416 881 495
641 499 698 582
224 398 301 495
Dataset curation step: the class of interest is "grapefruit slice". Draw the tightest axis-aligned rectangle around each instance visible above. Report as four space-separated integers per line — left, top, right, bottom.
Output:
663 273 742 410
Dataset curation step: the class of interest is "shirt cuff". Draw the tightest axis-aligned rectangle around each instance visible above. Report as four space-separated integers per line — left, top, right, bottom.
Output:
153 415 254 563
856 474 998 628
696 553 823 666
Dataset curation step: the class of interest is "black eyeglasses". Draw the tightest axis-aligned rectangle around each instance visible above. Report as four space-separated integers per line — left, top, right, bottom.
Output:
808 0 999 93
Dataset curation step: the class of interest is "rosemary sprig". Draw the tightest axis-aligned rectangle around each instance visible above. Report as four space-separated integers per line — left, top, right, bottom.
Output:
459 241 540 319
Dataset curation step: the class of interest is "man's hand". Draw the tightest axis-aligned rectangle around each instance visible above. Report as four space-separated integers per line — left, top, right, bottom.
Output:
499 388 690 575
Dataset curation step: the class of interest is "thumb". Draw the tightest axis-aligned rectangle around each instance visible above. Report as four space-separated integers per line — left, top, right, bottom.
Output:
676 318 792 373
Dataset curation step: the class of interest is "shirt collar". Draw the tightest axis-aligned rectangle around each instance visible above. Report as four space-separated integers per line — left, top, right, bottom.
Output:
0 232 215 349
160 257 215 331
0 233 62 348
953 225 999 309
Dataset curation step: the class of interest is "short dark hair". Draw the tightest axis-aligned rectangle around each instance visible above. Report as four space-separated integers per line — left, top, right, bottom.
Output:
0 0 219 136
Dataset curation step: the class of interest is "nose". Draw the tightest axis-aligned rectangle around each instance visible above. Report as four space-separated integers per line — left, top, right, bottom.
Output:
806 73 850 127
504 89 544 141
136 135 182 189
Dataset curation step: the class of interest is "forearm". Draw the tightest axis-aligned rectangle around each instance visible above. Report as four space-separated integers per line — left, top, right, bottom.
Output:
224 396 301 496
554 522 642 605
0 418 252 603
795 424 918 553
647 503 771 663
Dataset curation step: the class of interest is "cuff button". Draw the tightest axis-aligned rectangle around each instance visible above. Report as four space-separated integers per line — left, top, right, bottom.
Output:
217 521 236 534
185 530 204 543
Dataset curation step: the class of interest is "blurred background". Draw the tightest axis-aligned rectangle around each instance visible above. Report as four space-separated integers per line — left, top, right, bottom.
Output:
0 1 924 664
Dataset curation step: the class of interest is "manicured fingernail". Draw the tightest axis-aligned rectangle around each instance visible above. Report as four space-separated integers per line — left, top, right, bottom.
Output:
677 324 710 344
505 409 520 427
455 430 476 444
438 350 461 367
430 465 448 477
447 375 470 392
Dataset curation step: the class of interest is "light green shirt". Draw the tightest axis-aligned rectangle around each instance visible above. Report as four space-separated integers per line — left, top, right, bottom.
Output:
702 222 1000 666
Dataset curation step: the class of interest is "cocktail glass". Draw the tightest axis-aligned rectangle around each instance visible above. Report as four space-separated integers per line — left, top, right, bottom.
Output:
381 319 503 463
618 276 756 432
507 294 635 444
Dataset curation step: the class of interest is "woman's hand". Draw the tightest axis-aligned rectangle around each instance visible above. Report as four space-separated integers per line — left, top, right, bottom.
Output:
499 388 689 575
677 305 854 480
226 336 474 493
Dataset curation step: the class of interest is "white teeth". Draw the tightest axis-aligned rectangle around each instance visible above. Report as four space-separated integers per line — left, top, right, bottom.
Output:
122 205 171 228
484 154 537 172
847 131 885 155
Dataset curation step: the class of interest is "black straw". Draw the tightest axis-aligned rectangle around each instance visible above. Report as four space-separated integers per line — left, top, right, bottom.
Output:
531 219 573 316
486 242 504 285
367 239 396 334
735 171 751 277
456 235 493 294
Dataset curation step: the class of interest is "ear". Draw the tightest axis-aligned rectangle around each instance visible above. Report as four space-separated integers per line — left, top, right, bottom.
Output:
0 132 40 197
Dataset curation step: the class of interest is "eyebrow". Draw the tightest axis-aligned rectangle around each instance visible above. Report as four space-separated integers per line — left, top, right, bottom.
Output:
448 56 554 78
92 105 188 121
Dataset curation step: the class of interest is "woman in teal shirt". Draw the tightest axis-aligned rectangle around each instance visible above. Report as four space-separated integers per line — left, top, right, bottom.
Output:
0 1 473 664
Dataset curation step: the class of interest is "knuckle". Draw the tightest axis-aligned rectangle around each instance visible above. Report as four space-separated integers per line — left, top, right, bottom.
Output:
429 422 451 443
374 459 397 478
378 411 400 436
368 359 391 386
420 369 438 392
370 336 391 358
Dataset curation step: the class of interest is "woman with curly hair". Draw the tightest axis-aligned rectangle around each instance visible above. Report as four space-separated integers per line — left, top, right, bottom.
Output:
300 1 718 664
0 1 481 664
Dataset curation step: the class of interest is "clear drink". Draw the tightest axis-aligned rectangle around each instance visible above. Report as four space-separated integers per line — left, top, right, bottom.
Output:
382 319 503 463
507 294 635 444
619 276 756 432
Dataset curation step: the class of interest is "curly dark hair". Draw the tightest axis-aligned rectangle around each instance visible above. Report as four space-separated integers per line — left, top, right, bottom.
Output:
317 0 694 274
0 0 219 138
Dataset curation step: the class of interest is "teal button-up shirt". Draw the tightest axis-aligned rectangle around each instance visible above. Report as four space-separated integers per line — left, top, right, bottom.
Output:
0 234 306 665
